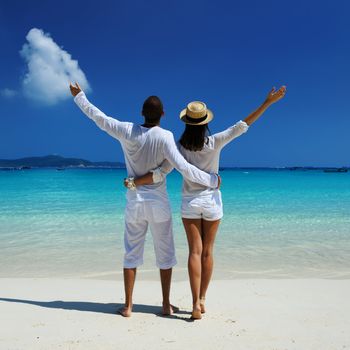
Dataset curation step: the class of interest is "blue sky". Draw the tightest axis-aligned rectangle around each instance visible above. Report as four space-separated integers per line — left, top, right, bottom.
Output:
0 0 348 167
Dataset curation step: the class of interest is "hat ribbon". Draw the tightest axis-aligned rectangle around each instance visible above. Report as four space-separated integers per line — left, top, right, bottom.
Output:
185 114 208 123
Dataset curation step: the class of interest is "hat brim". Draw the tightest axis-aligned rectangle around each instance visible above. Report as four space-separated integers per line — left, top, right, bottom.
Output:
179 108 214 125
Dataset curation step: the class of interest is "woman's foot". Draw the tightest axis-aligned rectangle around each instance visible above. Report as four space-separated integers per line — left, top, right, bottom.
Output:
118 305 132 317
200 297 206 313
191 304 202 320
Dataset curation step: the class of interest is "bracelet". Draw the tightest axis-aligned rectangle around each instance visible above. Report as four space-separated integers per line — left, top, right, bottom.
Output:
125 177 136 191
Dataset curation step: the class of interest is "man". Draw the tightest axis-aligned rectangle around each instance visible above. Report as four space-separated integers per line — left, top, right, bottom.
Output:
69 82 219 317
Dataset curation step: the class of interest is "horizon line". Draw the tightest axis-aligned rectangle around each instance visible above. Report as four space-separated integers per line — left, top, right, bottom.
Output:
0 154 348 169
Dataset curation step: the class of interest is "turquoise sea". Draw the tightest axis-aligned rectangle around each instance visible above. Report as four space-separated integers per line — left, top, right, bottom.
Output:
1 169 350 280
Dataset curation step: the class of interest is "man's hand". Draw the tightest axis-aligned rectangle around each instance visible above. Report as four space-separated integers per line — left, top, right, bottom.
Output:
217 174 221 189
265 86 287 105
69 82 82 97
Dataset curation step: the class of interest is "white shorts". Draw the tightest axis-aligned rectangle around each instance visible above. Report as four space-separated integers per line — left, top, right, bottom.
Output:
181 190 223 221
123 198 177 270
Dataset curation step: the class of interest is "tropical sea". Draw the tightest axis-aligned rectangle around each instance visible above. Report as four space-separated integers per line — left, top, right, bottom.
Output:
1 168 349 280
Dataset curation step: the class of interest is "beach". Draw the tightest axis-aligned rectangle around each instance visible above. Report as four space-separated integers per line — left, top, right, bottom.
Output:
1 169 350 349
2 0 349 347
1 278 349 349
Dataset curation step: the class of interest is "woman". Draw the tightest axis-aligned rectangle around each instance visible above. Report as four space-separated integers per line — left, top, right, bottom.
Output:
125 86 286 319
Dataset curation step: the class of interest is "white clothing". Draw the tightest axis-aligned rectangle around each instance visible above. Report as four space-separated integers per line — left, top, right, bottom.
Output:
156 120 249 197
181 120 248 197
74 92 218 202
154 120 249 219
124 197 175 269
181 190 223 221
74 92 218 268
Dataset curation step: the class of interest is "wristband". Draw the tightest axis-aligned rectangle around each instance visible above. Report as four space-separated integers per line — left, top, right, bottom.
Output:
126 177 136 191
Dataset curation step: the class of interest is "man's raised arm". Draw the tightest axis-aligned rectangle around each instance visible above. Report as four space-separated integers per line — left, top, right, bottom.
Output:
69 82 130 141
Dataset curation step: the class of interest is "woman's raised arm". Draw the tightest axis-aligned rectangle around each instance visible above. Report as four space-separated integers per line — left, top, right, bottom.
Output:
213 85 286 149
244 86 286 126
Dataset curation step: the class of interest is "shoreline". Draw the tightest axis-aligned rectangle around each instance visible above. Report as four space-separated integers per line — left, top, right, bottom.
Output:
1 278 349 349
2 270 350 280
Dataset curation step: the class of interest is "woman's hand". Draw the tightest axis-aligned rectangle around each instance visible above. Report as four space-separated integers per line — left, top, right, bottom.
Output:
265 86 287 105
69 82 82 97
243 85 287 126
124 177 137 190
123 178 129 188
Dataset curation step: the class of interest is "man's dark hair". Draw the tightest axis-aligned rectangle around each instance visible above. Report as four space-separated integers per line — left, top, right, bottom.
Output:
142 96 164 123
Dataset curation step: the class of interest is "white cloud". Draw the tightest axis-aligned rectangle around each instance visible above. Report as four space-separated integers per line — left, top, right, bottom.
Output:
1 88 17 98
20 28 91 105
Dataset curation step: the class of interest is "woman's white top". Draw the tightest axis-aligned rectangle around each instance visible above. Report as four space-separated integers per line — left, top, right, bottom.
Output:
154 121 249 197
74 92 218 200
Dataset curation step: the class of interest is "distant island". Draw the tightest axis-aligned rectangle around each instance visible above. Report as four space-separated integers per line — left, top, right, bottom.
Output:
0 155 348 172
0 155 125 169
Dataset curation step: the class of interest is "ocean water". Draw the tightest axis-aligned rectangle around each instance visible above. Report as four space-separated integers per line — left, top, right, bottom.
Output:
0 168 349 280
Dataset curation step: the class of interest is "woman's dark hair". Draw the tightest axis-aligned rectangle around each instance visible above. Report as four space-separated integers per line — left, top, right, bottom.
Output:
179 123 210 151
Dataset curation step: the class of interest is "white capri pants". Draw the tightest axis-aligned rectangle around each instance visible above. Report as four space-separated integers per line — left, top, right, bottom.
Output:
123 198 177 270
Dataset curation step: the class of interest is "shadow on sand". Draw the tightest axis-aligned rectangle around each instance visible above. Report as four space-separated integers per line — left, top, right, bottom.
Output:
0 297 193 321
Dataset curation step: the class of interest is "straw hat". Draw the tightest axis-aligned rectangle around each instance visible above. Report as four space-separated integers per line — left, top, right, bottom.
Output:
179 101 214 125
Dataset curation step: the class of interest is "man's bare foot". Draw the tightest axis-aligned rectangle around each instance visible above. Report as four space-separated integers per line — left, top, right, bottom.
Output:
162 303 179 315
118 305 132 317
200 298 206 313
191 305 202 320
171 304 179 313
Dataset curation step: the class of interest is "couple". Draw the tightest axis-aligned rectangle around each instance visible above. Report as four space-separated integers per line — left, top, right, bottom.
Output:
70 82 286 319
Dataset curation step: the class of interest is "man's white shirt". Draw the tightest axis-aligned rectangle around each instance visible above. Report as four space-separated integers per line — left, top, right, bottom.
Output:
74 92 218 200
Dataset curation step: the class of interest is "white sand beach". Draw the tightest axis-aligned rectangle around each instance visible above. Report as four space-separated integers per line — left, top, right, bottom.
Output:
0 278 349 350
